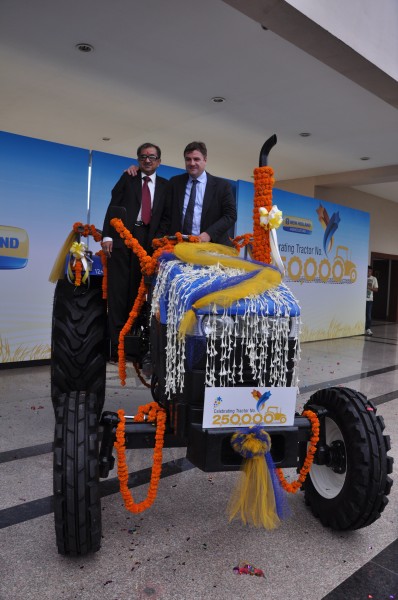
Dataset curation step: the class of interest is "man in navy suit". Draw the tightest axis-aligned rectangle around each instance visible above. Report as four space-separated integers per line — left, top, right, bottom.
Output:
158 141 236 245
102 143 168 360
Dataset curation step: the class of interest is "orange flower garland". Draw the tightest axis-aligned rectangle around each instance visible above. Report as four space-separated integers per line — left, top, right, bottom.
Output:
252 166 274 264
70 222 107 290
114 402 167 513
74 259 82 286
109 222 199 275
276 410 320 493
118 277 148 386
109 218 199 384
232 167 275 264
232 233 253 253
72 222 103 243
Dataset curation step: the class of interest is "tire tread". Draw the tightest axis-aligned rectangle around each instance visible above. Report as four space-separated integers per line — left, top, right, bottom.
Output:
303 386 393 530
53 391 102 556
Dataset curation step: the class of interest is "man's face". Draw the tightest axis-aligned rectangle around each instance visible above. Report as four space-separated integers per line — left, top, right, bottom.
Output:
368 268 372 277
184 150 207 179
137 146 161 175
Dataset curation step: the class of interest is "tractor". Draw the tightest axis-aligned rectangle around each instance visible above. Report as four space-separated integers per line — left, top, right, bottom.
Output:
332 245 357 283
50 136 393 556
263 407 287 424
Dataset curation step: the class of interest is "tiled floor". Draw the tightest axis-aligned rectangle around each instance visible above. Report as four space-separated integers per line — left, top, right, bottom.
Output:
0 323 397 600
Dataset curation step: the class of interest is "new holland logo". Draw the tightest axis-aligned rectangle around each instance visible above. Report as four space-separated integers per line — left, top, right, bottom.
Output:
0 225 29 269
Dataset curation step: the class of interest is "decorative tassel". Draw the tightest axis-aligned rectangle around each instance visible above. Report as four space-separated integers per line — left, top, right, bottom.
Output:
228 426 289 529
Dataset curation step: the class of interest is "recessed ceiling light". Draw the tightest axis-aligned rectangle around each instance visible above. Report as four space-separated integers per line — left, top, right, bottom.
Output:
360 156 370 161
102 137 111 141
211 97 226 103
299 132 311 137
75 43 94 53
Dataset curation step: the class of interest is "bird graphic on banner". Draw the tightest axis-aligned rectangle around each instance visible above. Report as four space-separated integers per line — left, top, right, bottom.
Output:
251 389 272 412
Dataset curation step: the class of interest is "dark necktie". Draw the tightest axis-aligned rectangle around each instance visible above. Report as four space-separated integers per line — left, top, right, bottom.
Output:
141 176 151 224
182 179 197 235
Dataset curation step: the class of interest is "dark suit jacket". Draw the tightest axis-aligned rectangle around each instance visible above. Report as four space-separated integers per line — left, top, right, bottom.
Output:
157 172 236 246
102 171 168 251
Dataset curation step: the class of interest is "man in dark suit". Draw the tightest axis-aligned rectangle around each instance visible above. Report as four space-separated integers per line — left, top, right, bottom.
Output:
102 143 168 360
158 141 236 245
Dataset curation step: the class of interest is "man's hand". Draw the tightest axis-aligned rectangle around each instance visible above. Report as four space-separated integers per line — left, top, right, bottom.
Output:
102 240 113 257
125 165 139 176
198 232 211 243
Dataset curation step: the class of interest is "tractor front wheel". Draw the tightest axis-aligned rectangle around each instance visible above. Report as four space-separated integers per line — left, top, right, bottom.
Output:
303 386 393 530
51 278 107 414
53 391 102 555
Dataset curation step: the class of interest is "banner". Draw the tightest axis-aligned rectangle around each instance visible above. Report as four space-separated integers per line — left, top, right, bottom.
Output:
236 181 370 341
0 132 89 363
0 133 370 364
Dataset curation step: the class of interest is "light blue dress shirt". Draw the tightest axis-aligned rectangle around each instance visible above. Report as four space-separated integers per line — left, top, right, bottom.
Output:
182 172 207 235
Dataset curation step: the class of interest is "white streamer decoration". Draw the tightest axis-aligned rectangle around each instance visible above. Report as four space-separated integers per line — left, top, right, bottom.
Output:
151 258 301 399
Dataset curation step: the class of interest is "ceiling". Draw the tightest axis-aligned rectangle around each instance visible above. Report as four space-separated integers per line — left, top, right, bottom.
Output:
1 0 398 202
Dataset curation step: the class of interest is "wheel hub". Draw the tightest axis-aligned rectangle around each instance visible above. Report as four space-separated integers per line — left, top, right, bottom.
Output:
327 440 346 474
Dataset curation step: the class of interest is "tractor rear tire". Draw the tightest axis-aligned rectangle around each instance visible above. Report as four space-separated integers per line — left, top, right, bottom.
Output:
303 387 393 530
51 278 107 414
53 391 102 555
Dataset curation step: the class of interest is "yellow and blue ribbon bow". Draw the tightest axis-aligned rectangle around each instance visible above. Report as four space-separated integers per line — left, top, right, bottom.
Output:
228 426 289 529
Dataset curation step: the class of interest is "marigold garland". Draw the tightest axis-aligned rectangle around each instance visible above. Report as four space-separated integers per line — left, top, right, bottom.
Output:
72 222 102 243
67 219 250 382
69 222 107 289
110 219 198 277
232 233 253 253
276 410 320 493
74 259 83 286
252 166 274 264
114 403 167 513
109 218 199 383
232 167 275 264
118 277 148 386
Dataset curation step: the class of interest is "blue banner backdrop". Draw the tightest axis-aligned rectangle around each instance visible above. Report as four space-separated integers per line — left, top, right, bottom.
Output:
236 181 370 340
0 132 89 362
0 132 370 363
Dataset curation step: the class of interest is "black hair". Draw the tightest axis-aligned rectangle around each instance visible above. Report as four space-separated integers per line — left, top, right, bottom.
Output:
136 142 161 159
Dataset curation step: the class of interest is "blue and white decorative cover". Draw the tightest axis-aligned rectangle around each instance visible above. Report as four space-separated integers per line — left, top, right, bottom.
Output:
151 254 301 398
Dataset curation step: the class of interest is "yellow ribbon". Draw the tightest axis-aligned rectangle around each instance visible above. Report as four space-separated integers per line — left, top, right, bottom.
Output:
70 241 87 259
259 205 283 230
173 242 282 336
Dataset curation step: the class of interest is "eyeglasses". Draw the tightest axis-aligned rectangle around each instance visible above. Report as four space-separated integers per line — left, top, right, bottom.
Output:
138 154 159 162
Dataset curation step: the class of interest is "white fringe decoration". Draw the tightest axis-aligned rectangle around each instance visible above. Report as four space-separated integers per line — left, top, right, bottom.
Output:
151 259 301 398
